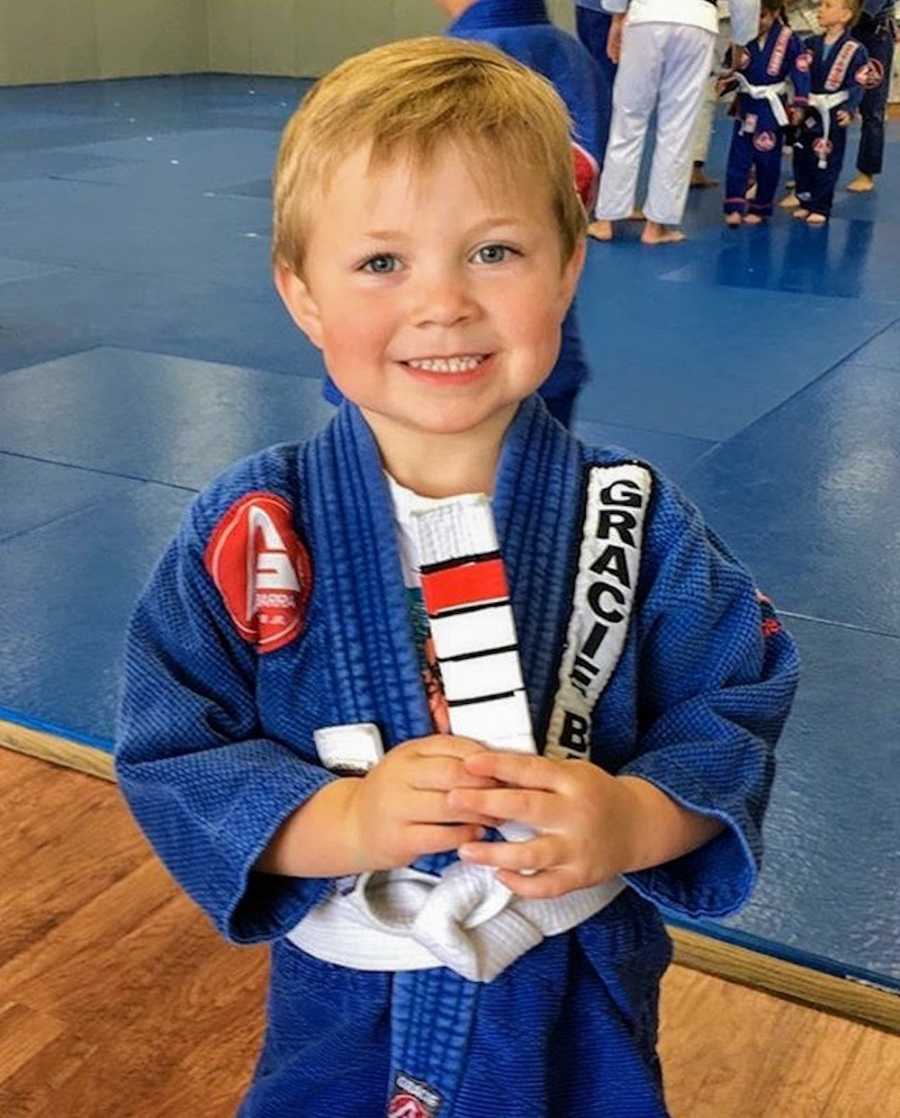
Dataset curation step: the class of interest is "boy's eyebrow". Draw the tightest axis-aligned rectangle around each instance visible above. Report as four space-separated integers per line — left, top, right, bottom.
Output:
362 217 529 241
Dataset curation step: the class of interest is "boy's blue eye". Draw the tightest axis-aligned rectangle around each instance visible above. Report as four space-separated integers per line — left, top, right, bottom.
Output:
362 254 399 274
475 244 512 265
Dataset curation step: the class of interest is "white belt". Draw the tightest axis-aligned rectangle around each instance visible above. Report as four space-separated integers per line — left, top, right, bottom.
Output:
288 861 625 983
735 76 790 128
809 91 850 167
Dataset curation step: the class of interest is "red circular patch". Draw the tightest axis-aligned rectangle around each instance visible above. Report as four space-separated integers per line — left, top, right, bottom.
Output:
388 1095 430 1118
813 137 833 159
572 141 598 211
753 131 777 152
796 51 811 73
204 491 312 654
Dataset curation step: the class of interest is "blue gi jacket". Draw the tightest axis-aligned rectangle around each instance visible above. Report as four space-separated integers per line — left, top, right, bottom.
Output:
117 397 798 1116
726 20 811 134
804 30 870 113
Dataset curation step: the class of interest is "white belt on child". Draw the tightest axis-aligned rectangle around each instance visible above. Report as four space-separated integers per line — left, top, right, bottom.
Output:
808 91 850 167
735 76 790 128
287 861 625 983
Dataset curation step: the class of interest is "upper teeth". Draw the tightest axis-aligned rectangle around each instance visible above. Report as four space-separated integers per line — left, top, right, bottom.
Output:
407 355 484 373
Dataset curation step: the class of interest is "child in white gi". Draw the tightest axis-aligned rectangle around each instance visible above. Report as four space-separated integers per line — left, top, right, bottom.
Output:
590 0 762 244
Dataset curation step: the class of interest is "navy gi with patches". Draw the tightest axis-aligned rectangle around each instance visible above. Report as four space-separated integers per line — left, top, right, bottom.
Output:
793 32 870 217
325 0 604 430
722 22 811 218
116 397 799 1117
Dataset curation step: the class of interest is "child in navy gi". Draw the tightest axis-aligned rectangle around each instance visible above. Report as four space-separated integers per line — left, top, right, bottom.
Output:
792 0 873 224
720 0 811 225
116 36 799 1118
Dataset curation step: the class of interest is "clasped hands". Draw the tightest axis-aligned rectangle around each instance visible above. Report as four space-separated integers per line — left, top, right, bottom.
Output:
344 734 641 900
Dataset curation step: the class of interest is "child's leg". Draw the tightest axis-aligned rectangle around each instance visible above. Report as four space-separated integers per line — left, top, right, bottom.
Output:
723 125 752 221
808 118 848 220
792 129 816 216
746 137 783 221
643 24 716 228
593 22 664 223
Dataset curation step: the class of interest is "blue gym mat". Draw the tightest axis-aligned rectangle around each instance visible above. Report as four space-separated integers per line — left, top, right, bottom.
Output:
1 75 898 1012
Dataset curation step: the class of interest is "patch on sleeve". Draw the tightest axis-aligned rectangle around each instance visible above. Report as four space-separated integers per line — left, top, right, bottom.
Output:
856 59 883 90
572 140 599 212
204 490 312 654
757 591 783 639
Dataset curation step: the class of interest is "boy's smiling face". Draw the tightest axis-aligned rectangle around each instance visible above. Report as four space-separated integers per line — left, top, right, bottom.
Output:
277 139 584 450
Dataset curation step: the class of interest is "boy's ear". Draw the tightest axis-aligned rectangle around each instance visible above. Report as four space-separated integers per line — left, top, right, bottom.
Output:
560 238 587 309
274 263 324 350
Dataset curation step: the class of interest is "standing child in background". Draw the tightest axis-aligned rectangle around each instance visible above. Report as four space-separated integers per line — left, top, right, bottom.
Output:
845 0 896 194
116 37 799 1117
792 0 873 224
719 0 811 225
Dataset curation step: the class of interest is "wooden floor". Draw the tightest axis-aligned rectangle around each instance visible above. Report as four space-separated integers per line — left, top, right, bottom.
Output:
1 749 898 1118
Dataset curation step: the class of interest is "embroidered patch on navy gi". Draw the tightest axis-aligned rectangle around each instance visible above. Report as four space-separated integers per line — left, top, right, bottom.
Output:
753 131 777 152
388 1072 443 1117
856 60 883 89
204 490 312 654
767 25 791 76
813 137 833 161
796 50 812 73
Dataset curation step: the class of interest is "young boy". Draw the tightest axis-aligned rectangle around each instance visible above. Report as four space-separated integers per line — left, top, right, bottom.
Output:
792 0 873 224
116 37 799 1118
720 0 811 225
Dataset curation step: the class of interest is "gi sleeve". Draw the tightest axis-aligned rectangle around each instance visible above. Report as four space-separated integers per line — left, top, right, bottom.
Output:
619 481 799 919
115 492 339 945
847 43 872 113
788 34 811 105
730 1 762 50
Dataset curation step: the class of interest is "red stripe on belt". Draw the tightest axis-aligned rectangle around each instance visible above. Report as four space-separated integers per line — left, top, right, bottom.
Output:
421 558 509 614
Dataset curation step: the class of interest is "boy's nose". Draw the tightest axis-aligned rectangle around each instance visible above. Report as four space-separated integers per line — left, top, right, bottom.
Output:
411 273 476 328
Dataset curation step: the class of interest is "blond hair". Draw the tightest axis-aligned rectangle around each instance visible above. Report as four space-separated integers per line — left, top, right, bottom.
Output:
273 36 586 274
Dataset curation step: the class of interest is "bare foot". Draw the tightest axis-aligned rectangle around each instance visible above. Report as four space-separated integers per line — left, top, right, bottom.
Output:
724 212 743 226
745 183 758 201
779 192 800 209
792 207 810 220
626 208 645 221
641 221 686 245
690 168 720 189
806 212 828 225
587 219 614 241
846 173 875 193
743 213 765 225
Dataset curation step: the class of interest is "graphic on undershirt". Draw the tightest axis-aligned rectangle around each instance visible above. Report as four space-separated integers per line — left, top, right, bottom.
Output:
405 586 451 734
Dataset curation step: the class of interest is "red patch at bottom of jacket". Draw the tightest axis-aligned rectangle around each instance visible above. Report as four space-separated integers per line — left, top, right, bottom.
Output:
388 1072 443 1117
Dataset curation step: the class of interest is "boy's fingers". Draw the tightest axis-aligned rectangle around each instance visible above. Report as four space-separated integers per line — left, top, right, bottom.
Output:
495 867 581 900
411 790 498 827
459 835 561 874
409 756 500 792
411 735 487 759
462 751 562 791
408 823 487 856
447 787 558 828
